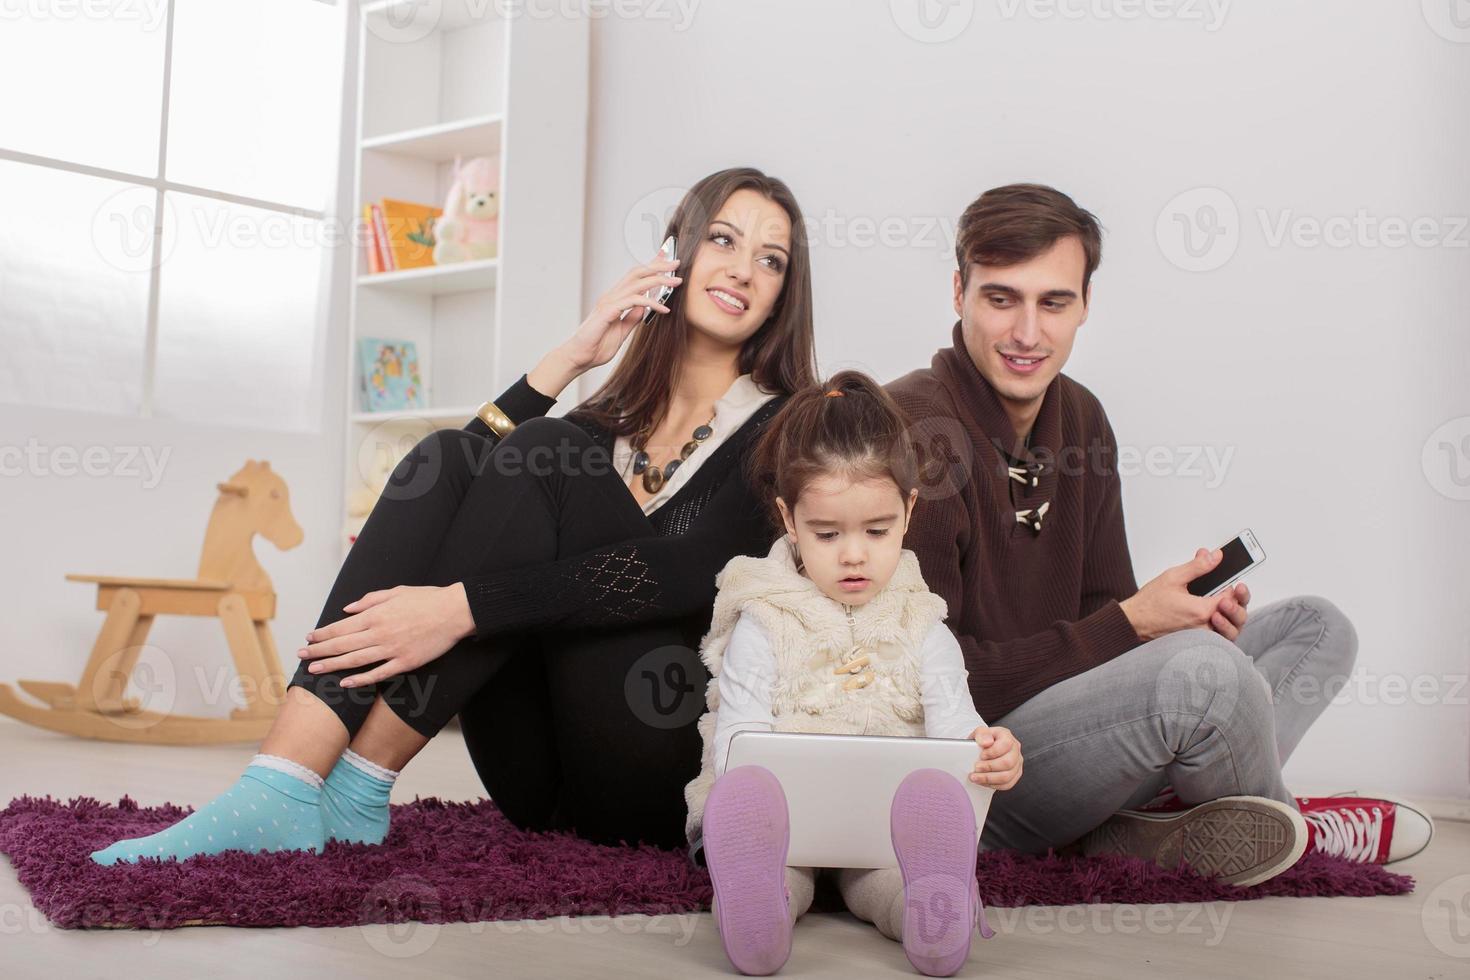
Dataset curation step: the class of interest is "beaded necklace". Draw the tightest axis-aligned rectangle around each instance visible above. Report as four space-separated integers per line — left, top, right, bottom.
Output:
630 412 717 494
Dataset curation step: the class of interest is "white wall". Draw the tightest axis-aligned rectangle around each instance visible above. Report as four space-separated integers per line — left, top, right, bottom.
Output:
578 2 1470 799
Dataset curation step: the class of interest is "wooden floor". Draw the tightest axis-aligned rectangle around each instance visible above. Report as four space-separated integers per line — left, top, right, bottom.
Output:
1 716 1465 979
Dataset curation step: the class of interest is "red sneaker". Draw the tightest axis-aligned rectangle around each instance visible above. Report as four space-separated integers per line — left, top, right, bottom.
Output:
1296 795 1434 864
1136 784 1189 813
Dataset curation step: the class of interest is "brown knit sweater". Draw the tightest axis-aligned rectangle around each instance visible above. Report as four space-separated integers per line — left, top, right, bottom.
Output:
887 321 1144 721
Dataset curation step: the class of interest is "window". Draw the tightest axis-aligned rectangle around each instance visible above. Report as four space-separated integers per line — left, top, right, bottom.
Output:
0 0 346 430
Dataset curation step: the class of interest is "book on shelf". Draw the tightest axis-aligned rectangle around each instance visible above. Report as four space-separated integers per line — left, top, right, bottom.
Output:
361 204 382 273
357 338 425 412
373 203 393 271
361 197 442 274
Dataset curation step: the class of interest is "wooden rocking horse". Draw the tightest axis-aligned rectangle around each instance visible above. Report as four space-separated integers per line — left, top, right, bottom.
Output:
0 460 304 744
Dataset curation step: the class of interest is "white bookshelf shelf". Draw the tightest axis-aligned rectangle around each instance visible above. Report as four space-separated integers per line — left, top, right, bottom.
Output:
360 114 504 161
356 258 498 295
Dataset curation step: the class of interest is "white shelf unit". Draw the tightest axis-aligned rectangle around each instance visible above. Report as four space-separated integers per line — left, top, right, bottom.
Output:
342 0 588 555
356 256 499 294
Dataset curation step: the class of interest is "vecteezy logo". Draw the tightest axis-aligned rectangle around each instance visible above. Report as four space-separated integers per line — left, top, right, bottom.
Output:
1154 642 1242 726
624 646 705 730
92 186 178 274
1421 0 1470 43
1422 416 1470 501
904 873 967 952
1422 874 1470 958
889 0 975 42
95 643 177 734
905 416 974 502
357 417 440 503
622 186 687 264
359 874 443 958
1156 187 1240 272
365 0 444 44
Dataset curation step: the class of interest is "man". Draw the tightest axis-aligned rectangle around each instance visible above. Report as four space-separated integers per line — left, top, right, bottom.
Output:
887 183 1431 886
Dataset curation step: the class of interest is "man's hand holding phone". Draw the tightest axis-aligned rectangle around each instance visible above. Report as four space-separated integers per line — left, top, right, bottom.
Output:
1120 548 1252 642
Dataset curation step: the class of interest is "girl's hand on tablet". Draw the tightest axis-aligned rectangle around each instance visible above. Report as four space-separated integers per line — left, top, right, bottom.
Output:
969 725 1023 791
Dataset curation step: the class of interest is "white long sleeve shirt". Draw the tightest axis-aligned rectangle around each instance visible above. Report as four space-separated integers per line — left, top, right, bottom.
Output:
710 612 988 779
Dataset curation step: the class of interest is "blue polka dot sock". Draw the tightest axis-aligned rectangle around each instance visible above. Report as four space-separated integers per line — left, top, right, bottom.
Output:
320 748 398 845
89 754 325 865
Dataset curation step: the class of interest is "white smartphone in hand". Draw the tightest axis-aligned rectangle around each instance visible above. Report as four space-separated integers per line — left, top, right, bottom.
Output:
638 235 678 325
1187 528 1266 597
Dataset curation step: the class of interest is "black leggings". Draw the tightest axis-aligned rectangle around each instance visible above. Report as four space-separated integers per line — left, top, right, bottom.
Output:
288 417 708 850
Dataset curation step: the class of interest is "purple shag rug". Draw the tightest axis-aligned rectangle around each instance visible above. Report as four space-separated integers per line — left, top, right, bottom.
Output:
0 795 1414 930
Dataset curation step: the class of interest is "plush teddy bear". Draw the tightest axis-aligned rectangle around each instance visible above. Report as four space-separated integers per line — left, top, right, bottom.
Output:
432 155 500 264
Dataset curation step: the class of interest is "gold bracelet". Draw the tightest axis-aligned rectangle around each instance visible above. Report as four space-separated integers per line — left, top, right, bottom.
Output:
475 399 516 438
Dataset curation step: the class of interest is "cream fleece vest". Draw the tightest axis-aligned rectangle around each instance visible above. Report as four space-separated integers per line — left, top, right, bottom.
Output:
682 536 948 844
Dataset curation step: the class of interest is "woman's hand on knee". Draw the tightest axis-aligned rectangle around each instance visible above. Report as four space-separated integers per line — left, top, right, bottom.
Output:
297 583 476 687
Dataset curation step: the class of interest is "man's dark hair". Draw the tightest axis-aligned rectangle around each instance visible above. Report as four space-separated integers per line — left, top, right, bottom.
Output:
955 183 1103 298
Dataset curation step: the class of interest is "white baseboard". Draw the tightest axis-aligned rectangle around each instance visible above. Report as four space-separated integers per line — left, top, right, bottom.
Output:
1421 797 1470 823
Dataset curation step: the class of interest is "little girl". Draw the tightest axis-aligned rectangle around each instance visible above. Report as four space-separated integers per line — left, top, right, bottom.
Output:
682 371 1023 977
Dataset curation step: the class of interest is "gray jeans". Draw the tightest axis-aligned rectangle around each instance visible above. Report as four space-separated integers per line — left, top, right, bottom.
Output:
979 594 1358 853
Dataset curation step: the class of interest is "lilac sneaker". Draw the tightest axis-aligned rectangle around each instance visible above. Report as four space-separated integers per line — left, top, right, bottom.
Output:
704 765 793 976
890 768 993 977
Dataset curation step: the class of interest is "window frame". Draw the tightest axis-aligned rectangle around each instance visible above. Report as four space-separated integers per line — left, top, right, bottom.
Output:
0 0 347 423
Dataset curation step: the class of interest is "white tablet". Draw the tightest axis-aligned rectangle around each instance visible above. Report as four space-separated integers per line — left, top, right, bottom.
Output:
723 730 994 870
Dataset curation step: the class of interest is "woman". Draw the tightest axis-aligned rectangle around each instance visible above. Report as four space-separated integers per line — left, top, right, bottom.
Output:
90 167 818 862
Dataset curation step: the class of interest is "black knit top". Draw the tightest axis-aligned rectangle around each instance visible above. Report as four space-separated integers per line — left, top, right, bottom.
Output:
458 374 786 640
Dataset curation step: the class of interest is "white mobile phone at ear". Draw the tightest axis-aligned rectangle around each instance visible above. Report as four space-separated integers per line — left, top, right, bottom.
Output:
1187 528 1267 597
636 235 678 325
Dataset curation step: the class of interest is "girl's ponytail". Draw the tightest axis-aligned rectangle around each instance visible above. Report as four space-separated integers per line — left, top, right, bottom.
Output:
747 370 918 532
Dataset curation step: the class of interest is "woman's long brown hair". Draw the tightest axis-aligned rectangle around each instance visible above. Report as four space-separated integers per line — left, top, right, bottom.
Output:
571 167 818 437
